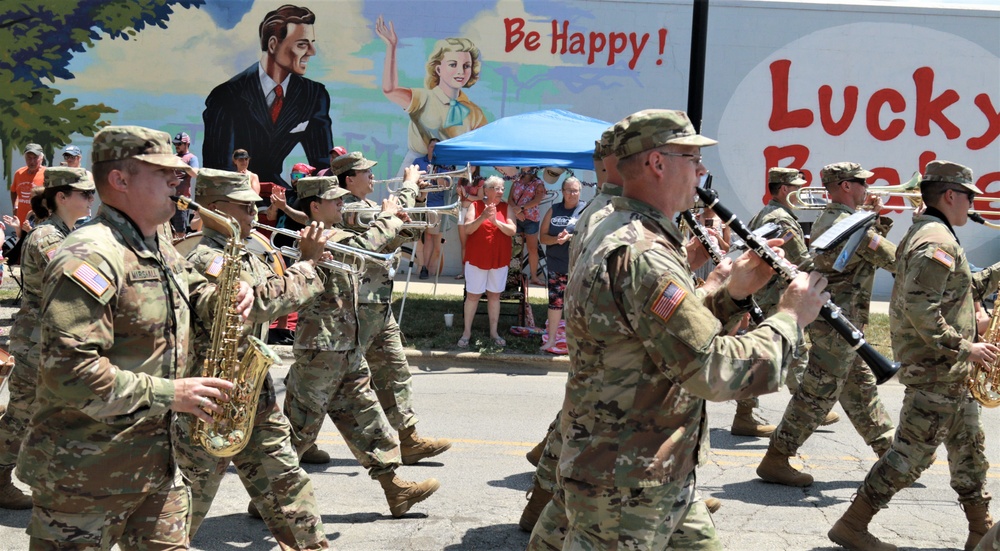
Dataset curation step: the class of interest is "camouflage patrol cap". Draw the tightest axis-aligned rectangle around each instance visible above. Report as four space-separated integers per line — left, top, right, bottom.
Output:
613 109 717 158
196 168 262 203
295 176 350 207
596 126 616 160
921 160 978 194
768 167 806 187
820 162 874 185
91 125 196 176
329 152 377 177
44 167 95 191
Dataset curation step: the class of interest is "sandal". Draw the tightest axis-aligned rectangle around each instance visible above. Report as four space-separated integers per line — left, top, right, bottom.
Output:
454 274 465 280
457 337 470 349
492 336 506 347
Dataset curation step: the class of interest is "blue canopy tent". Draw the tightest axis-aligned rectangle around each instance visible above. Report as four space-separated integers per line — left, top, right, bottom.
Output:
432 109 610 170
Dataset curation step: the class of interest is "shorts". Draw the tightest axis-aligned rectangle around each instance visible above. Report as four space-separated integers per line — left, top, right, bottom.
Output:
516 219 540 235
547 272 568 309
464 262 509 294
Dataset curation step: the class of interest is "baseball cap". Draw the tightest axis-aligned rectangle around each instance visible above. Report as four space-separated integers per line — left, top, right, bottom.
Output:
329 152 377 177
291 163 315 181
232 149 250 159
613 109 717 159
820 162 874 185
768 167 807 187
24 143 43 156
173 132 191 144
329 146 347 156
91 125 196 176
921 160 978 195
44 167 95 191
295 176 350 209
196 168 262 203
63 145 82 157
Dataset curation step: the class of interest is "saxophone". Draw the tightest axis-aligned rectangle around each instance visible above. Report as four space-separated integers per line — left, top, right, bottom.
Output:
174 196 281 457
969 305 1000 407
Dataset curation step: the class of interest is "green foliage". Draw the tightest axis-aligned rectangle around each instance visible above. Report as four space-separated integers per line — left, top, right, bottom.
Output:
0 0 202 182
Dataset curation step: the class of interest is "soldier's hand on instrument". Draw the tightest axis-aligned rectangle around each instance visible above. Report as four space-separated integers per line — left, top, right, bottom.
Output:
970 342 1000 365
702 257 733 295
685 236 711 271
727 237 785 298
234 281 254 320
172 377 235 422
297 222 327 263
864 193 883 212
381 197 401 217
778 271 829 329
403 164 425 186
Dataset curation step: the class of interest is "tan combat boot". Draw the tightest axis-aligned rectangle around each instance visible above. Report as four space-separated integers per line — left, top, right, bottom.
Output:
525 437 546 467
756 446 813 487
704 497 722 514
247 501 263 520
828 493 896 550
399 426 452 465
821 411 840 426
731 402 775 437
518 479 553 532
963 501 993 550
378 473 440 518
300 444 331 464
0 466 31 510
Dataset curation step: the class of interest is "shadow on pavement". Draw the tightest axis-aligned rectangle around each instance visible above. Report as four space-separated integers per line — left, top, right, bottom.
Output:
717 478 858 508
194 515 280 550
443 523 529 550
487 471 533 492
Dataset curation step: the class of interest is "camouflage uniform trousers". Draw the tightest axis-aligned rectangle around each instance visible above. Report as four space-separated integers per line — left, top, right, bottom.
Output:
172 375 326 549
283 348 402 478
859 383 990 510
0 346 39 468
535 413 562 494
771 321 894 457
975 521 1000 550
27 475 189 550
357 303 417 431
528 472 720 551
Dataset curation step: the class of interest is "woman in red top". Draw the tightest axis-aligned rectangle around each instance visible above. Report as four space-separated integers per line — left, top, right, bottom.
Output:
459 175 515 348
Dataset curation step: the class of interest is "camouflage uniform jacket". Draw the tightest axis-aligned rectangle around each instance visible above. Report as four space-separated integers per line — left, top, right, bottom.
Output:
747 200 813 312
294 216 405 351
812 202 896 325
560 196 803 488
891 212 1000 389
567 182 623 272
342 180 423 304
8 216 72 359
19 204 217 495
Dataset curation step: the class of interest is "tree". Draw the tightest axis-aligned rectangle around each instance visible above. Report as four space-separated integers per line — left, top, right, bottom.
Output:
0 0 203 183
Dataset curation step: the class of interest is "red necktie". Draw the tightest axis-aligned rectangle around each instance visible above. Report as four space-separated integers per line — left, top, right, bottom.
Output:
270 84 283 123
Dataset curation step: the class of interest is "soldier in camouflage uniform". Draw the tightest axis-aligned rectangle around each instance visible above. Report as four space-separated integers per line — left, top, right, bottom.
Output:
17 126 250 548
172 169 329 549
528 109 829 551
733 167 826 437
311 151 455 467
758 162 897 488
281 175 440 517
0 167 94 510
829 161 1000 551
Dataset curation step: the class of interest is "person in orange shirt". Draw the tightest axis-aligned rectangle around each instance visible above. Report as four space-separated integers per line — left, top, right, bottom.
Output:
10 144 46 238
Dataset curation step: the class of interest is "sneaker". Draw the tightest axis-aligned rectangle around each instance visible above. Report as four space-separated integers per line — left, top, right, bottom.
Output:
419 267 429 280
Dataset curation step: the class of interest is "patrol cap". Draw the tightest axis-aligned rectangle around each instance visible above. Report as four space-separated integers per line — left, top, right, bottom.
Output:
820 162 874 185
173 132 191 144
63 145 82 157
921 160 978 194
613 109 717 159
596 126 616 160
295 176 350 208
196 168 262 203
329 151 377 177
24 143 43 156
91 125 196 176
43 167 95 191
768 167 807 187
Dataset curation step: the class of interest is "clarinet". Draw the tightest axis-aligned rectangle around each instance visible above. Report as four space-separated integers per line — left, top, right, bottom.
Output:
680 209 766 325
696 187 899 385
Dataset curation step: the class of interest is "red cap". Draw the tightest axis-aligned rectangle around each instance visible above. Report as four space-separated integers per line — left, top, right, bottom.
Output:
330 146 347 156
291 163 315 175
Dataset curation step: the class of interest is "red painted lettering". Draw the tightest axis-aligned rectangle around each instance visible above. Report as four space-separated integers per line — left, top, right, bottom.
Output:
866 89 906 141
504 18 525 53
818 85 858 136
913 67 960 139
768 60 813 131
568 33 586 54
587 32 607 65
551 20 568 54
869 168 904 213
976 172 1000 219
762 144 811 203
608 32 627 66
968 93 1000 150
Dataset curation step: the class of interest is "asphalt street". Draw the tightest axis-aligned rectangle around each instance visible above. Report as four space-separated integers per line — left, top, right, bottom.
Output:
0 356 997 550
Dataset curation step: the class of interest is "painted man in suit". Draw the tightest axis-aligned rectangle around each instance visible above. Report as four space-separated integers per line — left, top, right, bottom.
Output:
203 4 333 187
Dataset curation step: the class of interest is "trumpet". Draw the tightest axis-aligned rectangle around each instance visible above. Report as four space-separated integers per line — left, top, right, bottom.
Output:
347 201 464 229
374 163 472 194
789 187 1000 224
251 222 365 275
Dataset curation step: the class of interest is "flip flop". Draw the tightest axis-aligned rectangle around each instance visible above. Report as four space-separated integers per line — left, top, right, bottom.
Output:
457 337 470 349
492 336 506 347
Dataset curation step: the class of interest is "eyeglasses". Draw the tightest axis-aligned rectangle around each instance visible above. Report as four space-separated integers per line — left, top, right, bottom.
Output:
62 153 80 159
659 151 703 165
845 179 869 187
563 189 581 194
218 200 257 215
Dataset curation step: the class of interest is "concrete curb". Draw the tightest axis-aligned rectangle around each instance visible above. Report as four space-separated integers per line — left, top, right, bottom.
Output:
268 345 570 371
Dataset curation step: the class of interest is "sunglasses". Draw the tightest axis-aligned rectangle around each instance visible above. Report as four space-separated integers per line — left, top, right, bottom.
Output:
218 200 257 215
76 189 96 199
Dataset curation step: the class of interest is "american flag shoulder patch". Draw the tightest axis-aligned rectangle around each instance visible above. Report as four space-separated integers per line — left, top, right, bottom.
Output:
45 246 58 260
650 279 687 323
206 254 225 278
932 248 954 268
781 229 795 243
71 262 111 298
867 234 881 250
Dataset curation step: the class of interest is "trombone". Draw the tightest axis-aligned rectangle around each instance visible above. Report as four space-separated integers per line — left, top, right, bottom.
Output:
252 222 400 277
789 186 1000 211
374 163 473 194
343 201 464 229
